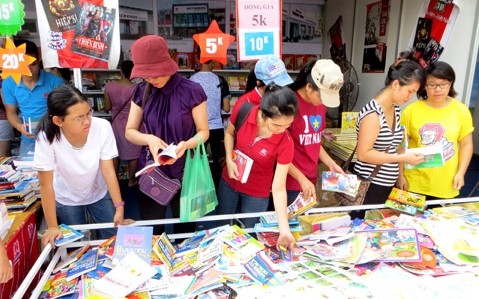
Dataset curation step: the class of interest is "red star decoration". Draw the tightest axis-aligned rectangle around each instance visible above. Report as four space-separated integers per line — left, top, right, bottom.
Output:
193 20 235 65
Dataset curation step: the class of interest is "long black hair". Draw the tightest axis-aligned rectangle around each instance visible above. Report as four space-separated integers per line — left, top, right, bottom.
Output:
260 87 298 120
288 58 319 92
36 85 89 144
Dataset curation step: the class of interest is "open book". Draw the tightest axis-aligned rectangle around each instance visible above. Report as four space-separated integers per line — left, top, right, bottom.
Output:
405 145 444 169
135 143 178 177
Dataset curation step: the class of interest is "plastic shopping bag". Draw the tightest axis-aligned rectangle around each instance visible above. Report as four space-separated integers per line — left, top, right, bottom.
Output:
180 138 218 222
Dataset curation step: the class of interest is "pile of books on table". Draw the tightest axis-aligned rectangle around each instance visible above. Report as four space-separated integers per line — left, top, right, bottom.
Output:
322 128 357 162
0 164 38 212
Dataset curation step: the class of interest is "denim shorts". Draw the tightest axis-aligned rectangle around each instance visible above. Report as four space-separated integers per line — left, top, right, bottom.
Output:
0 120 14 141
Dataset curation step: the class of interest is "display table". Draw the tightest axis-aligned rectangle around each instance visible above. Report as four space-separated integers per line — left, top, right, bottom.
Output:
0 201 41 298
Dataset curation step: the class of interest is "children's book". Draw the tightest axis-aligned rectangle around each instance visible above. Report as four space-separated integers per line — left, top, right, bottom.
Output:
232 149 253 183
242 251 280 286
97 235 116 261
66 248 99 281
405 145 444 169
113 226 153 265
321 171 360 197
355 228 422 262
341 112 359 130
286 192 317 219
41 272 79 299
93 252 157 298
153 232 183 271
135 144 178 176
53 244 91 273
388 187 426 208
54 224 84 247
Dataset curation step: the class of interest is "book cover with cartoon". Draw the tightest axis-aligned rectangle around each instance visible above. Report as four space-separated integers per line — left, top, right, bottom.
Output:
71 2 116 61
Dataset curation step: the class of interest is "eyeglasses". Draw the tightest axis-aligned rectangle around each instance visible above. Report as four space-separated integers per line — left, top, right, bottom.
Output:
425 82 451 89
70 108 93 124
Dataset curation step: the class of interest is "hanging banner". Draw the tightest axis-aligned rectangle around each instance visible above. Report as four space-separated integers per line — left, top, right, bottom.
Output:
410 0 458 67
236 0 281 61
35 0 120 69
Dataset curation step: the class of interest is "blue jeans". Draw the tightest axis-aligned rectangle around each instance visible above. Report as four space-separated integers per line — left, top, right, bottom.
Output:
56 192 117 239
217 179 269 228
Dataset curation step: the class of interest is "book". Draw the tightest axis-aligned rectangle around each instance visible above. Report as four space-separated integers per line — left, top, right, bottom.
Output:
93 252 157 298
242 251 280 286
113 226 153 265
341 112 359 130
72 2 116 61
355 228 422 262
405 145 444 169
54 224 84 247
153 232 181 271
66 248 99 281
282 54 295 70
321 171 360 197
232 149 253 184
41 0 81 32
53 244 91 273
97 235 116 261
413 17 432 54
385 199 420 215
41 272 79 299
259 213 300 227
388 187 426 208
135 143 178 176
286 192 317 219
298 213 350 234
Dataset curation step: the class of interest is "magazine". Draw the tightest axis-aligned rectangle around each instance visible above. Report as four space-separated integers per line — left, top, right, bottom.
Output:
53 244 91 273
113 226 153 265
321 171 360 197
51 224 84 247
71 2 116 61
65 248 99 281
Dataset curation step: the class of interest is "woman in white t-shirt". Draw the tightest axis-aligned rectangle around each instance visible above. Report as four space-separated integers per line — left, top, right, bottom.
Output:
34 85 133 247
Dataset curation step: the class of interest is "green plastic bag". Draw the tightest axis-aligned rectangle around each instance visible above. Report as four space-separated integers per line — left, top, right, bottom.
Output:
180 137 218 222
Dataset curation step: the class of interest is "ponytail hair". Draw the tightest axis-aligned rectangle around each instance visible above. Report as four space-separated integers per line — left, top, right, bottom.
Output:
288 58 319 91
36 85 89 144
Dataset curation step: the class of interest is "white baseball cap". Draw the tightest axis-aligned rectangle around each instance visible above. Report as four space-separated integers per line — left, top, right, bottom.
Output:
311 59 344 108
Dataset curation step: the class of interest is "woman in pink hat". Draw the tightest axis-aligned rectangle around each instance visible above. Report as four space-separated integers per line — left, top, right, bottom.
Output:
125 35 209 234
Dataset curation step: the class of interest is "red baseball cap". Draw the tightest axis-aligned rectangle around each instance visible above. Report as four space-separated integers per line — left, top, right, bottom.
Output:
130 35 178 79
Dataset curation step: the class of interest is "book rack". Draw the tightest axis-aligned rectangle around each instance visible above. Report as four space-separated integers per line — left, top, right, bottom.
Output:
14 196 479 299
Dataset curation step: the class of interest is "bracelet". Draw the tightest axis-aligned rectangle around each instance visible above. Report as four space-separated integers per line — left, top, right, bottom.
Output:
113 201 125 208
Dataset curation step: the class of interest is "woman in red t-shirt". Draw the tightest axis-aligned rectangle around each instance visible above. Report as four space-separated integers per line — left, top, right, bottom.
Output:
217 87 298 250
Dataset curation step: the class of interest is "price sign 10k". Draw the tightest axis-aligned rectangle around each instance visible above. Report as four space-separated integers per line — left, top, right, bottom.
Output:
244 31 274 56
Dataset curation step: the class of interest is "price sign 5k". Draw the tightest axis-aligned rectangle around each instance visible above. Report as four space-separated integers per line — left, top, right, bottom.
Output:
0 0 25 36
237 0 281 61
193 20 235 65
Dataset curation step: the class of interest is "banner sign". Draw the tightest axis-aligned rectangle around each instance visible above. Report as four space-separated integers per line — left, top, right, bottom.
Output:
236 0 281 61
35 0 120 69
0 0 25 36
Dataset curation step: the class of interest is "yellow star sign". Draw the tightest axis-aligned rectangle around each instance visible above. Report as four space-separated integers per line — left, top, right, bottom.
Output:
0 37 37 84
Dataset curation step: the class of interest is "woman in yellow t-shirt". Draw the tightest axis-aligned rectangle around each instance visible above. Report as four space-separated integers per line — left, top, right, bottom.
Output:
399 61 474 199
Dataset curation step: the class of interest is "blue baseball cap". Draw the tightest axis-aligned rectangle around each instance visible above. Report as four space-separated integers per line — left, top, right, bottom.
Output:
254 56 293 86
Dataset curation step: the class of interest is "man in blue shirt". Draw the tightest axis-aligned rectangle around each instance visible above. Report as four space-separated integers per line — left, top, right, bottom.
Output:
2 40 64 156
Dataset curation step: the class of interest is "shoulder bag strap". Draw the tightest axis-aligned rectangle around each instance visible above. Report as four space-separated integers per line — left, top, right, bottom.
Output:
111 91 134 123
343 110 397 181
139 83 153 162
233 102 254 134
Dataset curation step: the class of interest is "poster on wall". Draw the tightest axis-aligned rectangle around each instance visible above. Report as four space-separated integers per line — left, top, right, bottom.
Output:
362 0 389 73
410 0 458 67
35 0 120 69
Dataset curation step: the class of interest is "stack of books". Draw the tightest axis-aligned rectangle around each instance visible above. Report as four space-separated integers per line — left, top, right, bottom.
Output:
0 180 37 212
385 187 427 215
322 128 357 162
